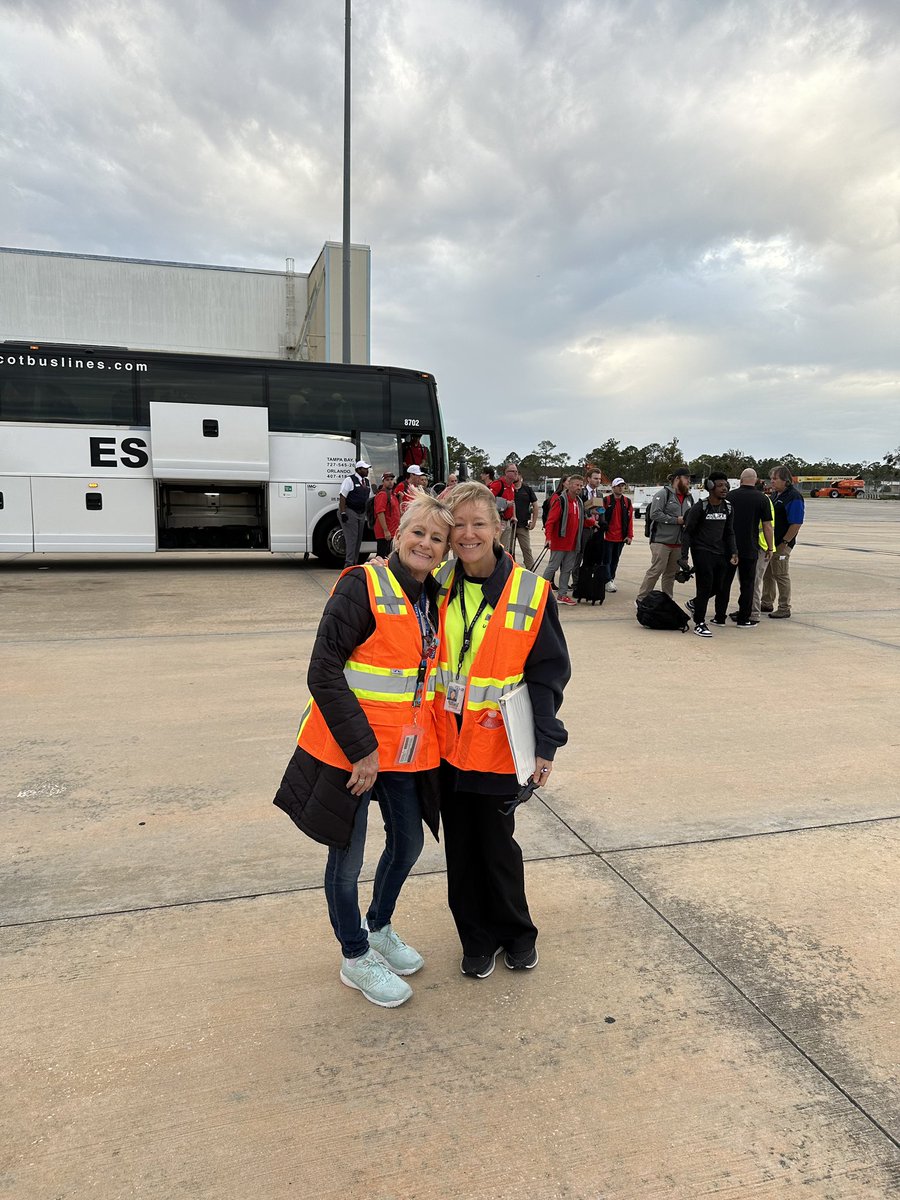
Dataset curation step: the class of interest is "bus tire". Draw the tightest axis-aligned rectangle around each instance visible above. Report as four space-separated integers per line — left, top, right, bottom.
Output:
313 515 345 567
829 489 840 498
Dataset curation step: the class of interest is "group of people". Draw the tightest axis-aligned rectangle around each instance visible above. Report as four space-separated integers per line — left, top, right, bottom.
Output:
638 464 804 636
341 449 459 567
475 458 804 635
481 462 635 606
275 482 570 1008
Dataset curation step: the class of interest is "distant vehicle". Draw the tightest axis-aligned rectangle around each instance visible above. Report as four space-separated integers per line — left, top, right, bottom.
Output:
0 341 445 563
809 478 865 499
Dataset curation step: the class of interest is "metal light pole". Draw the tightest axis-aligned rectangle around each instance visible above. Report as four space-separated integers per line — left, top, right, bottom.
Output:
341 0 352 364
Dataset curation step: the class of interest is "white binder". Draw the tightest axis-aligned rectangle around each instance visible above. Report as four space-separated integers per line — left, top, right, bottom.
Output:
498 683 537 785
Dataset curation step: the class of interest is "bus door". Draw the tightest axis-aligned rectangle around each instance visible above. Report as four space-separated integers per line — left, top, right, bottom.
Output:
358 431 437 487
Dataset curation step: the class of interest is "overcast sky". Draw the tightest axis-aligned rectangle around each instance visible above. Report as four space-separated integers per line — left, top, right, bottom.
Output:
2 0 898 463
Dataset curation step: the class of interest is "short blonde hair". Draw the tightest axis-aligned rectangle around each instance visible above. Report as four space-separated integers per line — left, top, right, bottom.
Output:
394 493 454 549
444 481 502 536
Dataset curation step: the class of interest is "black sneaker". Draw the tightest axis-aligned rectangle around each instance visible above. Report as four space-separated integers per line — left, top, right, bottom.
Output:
736 620 759 628
461 948 502 978
710 617 727 626
504 947 539 970
693 622 712 637
729 611 740 622
686 598 695 613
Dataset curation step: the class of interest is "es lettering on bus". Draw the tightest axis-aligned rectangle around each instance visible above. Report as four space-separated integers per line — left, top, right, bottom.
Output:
89 436 150 469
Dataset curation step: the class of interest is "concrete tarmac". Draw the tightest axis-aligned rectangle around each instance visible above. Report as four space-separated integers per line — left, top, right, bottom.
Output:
2 500 899 1198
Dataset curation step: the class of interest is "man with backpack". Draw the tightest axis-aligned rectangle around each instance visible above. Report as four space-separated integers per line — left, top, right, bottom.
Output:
679 473 738 637
543 474 593 606
372 470 401 558
636 467 693 603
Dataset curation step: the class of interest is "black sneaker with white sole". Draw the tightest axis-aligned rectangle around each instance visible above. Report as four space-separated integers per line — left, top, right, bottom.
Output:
504 947 539 971
686 598 695 613
693 621 713 637
461 948 502 978
710 617 727 626
737 620 759 627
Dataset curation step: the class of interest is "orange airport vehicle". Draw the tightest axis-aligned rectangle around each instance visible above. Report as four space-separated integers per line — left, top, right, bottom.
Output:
807 477 866 498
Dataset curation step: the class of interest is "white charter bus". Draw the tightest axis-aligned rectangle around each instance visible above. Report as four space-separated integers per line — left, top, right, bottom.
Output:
0 342 446 565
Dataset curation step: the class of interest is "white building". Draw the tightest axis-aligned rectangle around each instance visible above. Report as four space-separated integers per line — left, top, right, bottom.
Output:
0 242 371 363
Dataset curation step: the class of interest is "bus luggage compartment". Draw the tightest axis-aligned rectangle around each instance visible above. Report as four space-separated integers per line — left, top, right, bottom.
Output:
156 482 269 550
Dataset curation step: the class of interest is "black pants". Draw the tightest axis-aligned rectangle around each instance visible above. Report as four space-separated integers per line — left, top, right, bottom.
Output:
719 555 758 622
602 539 626 580
440 787 537 957
692 549 730 624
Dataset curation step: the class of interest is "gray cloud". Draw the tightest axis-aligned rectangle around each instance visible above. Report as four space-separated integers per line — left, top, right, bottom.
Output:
1 0 898 462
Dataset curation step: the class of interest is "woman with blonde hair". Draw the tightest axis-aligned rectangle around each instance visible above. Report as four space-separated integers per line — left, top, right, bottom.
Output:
275 493 454 1007
433 482 571 978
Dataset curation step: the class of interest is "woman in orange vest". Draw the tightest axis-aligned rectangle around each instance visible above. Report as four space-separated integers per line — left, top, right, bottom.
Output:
435 482 571 979
274 494 453 1008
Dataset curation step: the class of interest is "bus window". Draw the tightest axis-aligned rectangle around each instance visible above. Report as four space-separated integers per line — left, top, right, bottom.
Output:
389 374 434 430
137 365 265 421
268 369 386 435
0 365 136 424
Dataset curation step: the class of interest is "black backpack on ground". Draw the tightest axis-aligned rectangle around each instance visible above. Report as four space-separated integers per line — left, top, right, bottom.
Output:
635 590 690 632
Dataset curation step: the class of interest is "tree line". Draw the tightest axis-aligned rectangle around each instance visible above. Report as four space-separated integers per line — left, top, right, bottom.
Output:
447 435 900 486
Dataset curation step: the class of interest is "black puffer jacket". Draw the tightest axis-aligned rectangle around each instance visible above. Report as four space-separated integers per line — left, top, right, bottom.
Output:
273 553 442 848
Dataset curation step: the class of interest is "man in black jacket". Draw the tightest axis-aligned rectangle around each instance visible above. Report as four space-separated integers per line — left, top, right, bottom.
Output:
719 469 775 627
680 473 738 637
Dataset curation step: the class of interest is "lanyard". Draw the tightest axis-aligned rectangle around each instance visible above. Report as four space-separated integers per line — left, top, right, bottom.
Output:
455 582 489 679
412 590 437 709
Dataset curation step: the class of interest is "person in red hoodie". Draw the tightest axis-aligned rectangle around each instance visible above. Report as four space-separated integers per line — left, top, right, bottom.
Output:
542 474 591 605
601 477 634 593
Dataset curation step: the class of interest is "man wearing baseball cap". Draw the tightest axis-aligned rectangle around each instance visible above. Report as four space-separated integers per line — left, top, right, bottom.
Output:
339 459 371 567
636 467 694 603
601 477 634 592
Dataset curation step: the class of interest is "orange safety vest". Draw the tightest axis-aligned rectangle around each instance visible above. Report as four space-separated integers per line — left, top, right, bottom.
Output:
297 563 441 772
433 560 549 775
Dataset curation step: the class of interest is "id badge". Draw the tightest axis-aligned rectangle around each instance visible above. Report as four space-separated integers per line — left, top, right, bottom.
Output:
395 725 423 766
444 682 465 715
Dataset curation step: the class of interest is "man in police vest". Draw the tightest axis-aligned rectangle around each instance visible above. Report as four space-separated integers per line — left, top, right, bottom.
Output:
339 459 371 567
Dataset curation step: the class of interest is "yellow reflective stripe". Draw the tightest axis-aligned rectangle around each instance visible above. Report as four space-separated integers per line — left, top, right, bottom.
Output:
366 563 409 615
504 568 545 631
433 559 456 605
467 673 524 706
297 700 313 739
345 659 417 677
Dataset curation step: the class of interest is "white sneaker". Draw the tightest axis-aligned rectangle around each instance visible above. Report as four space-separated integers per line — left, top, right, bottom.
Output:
366 923 424 975
340 950 413 1007
605 581 617 592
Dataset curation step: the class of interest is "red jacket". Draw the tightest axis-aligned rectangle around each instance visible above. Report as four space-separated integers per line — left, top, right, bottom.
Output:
603 494 634 542
490 478 515 521
545 493 592 551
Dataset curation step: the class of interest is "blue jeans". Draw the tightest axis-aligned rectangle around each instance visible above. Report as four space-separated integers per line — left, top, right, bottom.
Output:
324 772 424 959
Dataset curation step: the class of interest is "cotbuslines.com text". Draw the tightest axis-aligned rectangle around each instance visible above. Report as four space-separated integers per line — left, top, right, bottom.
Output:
3 354 149 372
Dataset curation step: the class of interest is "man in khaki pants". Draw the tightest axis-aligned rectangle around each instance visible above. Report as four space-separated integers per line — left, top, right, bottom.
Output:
637 467 694 601
762 465 805 618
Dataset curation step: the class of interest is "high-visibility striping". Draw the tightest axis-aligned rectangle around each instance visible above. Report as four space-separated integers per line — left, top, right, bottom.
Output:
297 700 313 739
367 563 409 615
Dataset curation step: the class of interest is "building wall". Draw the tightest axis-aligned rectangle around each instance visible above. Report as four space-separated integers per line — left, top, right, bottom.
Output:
0 245 371 363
